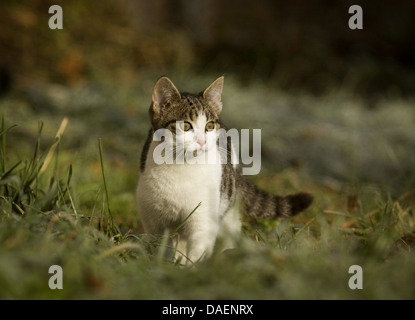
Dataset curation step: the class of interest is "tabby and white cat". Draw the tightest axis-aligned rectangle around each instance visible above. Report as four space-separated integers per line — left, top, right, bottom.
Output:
136 76 313 263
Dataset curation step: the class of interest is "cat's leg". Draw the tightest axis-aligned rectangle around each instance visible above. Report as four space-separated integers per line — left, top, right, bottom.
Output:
217 206 242 252
172 237 188 264
185 209 219 264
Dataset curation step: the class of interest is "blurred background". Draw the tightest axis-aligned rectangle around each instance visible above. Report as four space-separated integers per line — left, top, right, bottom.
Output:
1 0 415 95
2 1 415 299
0 0 414 216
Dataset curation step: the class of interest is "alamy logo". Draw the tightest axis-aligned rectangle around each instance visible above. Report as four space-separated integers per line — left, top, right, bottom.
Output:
152 123 261 175
348 265 363 290
348 5 363 30
48 5 63 30
48 265 63 290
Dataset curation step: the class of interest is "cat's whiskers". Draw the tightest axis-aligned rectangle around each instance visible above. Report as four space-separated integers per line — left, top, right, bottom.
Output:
137 76 313 265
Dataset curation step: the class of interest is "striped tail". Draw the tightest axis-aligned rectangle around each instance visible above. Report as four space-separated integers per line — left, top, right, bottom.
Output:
239 177 313 219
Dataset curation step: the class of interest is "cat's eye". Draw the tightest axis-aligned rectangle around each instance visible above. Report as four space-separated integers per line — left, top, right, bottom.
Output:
183 122 192 132
205 122 215 131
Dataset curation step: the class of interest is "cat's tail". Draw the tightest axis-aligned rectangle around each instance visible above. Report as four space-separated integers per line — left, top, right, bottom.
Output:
238 177 313 219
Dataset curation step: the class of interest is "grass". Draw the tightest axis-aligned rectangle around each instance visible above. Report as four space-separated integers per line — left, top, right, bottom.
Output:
0 75 415 299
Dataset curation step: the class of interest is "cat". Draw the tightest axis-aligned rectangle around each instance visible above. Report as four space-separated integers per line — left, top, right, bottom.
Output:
136 76 313 264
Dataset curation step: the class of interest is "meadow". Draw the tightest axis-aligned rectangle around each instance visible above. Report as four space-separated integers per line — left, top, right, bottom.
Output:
0 73 414 299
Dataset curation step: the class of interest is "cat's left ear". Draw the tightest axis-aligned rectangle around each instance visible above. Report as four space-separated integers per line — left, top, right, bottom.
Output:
203 76 224 114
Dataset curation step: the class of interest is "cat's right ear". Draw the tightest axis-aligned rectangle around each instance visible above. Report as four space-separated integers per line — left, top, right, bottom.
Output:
152 77 181 114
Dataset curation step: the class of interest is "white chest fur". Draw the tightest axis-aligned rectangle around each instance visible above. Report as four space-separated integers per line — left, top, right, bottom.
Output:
136 141 223 235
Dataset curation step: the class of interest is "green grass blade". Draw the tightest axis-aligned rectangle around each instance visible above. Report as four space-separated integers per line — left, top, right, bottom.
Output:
170 202 201 237
0 115 17 175
98 138 120 238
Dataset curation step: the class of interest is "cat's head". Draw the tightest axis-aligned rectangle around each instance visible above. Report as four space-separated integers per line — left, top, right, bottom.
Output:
149 76 224 154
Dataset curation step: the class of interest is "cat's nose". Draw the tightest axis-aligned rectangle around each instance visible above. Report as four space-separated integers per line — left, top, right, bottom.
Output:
197 138 206 147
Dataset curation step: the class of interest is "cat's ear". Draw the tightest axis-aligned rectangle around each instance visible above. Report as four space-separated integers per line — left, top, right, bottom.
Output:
152 77 181 114
203 76 224 114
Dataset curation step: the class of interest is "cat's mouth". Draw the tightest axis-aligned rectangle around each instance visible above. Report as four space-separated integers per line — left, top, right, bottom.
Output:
185 144 208 156
188 146 206 155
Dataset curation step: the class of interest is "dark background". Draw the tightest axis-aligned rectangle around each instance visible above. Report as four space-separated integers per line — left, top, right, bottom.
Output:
1 0 414 98
0 0 414 197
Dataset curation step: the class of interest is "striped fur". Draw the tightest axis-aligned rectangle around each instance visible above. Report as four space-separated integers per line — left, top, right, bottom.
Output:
238 175 313 218
140 77 313 220
137 76 313 262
